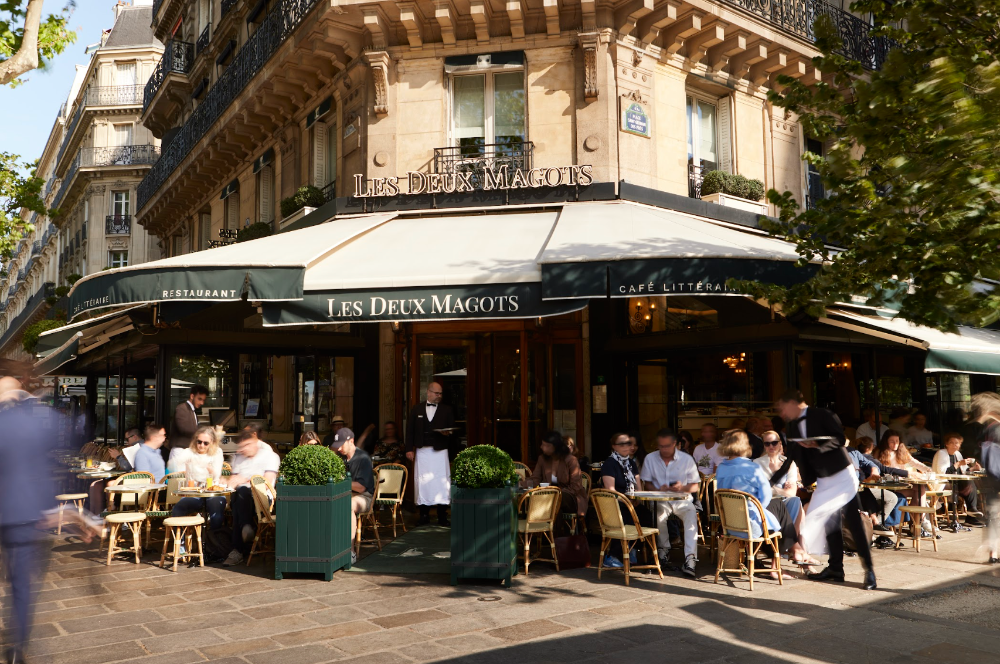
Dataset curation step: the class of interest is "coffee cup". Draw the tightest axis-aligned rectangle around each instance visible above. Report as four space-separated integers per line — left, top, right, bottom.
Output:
539 482 551 487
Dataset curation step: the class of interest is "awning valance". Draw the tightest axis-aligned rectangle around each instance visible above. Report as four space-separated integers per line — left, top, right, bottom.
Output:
34 333 81 376
821 309 1000 375
36 304 145 353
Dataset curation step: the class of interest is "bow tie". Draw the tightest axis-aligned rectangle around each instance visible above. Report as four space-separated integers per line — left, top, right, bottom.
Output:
427 403 437 408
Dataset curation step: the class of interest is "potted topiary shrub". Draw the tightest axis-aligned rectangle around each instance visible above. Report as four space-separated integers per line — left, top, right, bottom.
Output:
279 185 327 229
236 221 273 243
275 445 353 581
699 170 768 215
450 445 520 587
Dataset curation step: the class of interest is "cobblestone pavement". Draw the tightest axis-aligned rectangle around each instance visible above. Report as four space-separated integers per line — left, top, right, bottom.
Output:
6 519 1000 664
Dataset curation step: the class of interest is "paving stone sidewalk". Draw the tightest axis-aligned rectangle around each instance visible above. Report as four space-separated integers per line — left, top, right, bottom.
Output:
6 522 1000 664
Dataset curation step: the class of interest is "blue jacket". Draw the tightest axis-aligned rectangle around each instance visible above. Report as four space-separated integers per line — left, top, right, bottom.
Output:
134 444 166 482
0 401 61 525
715 457 780 537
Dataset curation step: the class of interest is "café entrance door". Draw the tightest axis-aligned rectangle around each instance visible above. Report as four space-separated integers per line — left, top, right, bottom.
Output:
409 323 582 463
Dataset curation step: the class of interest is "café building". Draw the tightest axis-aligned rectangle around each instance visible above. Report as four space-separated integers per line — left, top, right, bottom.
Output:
32 0 1000 461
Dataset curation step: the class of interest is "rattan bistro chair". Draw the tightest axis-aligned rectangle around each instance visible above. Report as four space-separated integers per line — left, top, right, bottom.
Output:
514 461 531 482
714 489 783 590
373 463 408 537
355 480 383 554
247 475 277 566
145 472 185 546
517 487 562 574
100 471 155 549
590 489 663 586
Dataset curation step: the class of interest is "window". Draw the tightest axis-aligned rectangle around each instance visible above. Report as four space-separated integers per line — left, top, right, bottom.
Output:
451 70 525 153
805 137 824 209
115 62 136 87
224 194 238 230
108 250 128 269
171 235 183 257
256 164 273 225
199 212 211 250
113 123 132 147
198 0 211 33
312 123 328 188
111 191 130 219
686 93 732 197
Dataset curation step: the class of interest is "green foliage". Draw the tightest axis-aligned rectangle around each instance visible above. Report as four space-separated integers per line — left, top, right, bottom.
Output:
452 445 519 489
1 0 78 87
65 273 81 284
236 221 273 243
735 0 1000 331
0 152 45 262
700 170 765 201
22 318 63 353
280 185 326 218
279 444 346 486
54 285 69 297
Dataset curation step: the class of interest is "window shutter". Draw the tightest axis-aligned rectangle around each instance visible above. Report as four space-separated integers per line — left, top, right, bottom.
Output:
200 212 211 249
327 123 337 187
259 165 273 224
718 94 733 174
226 197 238 230
313 123 327 187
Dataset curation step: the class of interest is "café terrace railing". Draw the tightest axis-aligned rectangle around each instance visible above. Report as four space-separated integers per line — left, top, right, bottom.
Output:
137 0 892 213
137 0 321 212
53 145 160 209
143 40 194 112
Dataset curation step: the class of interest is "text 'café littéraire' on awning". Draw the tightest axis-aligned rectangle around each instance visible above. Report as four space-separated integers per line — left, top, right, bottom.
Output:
36 155 1000 463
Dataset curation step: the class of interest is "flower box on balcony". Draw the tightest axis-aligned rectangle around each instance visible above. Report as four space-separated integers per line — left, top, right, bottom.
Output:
279 206 316 230
701 192 768 216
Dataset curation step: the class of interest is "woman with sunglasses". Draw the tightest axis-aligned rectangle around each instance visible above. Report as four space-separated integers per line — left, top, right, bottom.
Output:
171 426 226 531
754 430 804 531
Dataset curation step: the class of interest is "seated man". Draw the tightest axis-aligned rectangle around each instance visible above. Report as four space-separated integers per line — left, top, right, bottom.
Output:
330 428 374 565
133 423 167 482
639 428 700 577
850 437 909 541
223 430 279 566
108 428 142 472
932 433 983 528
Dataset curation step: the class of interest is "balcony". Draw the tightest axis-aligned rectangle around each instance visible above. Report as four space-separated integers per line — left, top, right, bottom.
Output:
197 24 211 56
688 163 705 199
31 241 41 256
719 0 891 70
143 40 194 112
137 0 325 214
106 215 131 235
55 84 147 176
53 145 160 210
432 142 534 190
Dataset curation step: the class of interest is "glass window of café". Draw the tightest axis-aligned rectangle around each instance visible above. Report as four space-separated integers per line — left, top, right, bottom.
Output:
450 54 526 155
625 296 719 335
169 353 234 428
294 355 355 442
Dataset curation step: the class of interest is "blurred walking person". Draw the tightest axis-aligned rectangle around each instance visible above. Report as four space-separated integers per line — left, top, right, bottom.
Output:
970 392 1000 564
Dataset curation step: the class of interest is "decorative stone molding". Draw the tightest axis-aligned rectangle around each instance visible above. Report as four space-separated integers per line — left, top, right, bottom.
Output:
506 0 524 39
579 31 600 102
470 0 492 43
397 3 423 49
621 88 646 105
363 50 391 118
434 0 457 45
362 6 390 50
108 237 129 250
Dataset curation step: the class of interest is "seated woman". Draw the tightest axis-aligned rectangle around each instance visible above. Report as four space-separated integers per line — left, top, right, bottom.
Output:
600 432 644 568
877 429 934 534
171 426 227 533
528 430 588 520
932 433 983 527
298 431 321 445
716 429 815 570
371 421 404 462
753 430 804 528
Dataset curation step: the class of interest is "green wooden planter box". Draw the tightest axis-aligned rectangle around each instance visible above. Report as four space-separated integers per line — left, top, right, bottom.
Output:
450 484 517 587
275 476 352 581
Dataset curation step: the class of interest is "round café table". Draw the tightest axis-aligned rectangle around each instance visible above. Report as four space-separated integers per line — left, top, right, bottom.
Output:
919 473 983 527
105 483 167 511
627 490 692 502
175 487 235 498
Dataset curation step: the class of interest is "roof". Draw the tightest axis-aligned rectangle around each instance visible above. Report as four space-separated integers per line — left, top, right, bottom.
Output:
103 6 161 49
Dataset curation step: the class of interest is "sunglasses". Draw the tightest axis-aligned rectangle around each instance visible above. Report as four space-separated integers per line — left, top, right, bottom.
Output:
196 440 211 446
763 441 781 447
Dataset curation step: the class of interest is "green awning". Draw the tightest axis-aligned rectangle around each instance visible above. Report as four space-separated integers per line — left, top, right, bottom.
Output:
822 309 1000 376
34 332 81 376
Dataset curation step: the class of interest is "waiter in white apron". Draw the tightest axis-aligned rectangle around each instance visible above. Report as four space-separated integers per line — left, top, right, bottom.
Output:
405 382 456 526
774 389 877 591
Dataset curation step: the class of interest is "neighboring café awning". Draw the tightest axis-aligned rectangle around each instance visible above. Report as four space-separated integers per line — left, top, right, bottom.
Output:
539 201 815 299
821 308 1000 376
67 213 396 320
36 304 145 354
34 332 82 376
34 309 139 375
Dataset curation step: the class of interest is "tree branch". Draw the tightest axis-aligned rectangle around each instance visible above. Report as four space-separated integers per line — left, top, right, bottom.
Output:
0 0 44 86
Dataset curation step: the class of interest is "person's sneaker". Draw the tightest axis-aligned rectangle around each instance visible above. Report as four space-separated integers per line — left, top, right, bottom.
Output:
603 555 624 569
921 517 934 532
242 524 256 543
965 514 985 527
223 550 244 566
351 550 358 564
682 554 697 577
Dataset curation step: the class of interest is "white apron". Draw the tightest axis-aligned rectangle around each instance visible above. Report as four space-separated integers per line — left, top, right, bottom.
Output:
415 447 451 505
800 466 859 555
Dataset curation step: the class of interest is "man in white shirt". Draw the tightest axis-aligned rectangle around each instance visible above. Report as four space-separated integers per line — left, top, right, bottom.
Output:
855 409 888 443
640 429 701 576
223 431 280 566
905 413 934 448
692 423 723 476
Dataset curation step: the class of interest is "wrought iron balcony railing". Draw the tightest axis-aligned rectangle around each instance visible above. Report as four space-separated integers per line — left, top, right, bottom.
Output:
106 215 132 235
56 85 146 170
7 286 15 299
197 23 211 55
31 241 41 256
688 163 706 199
222 0 238 17
143 40 194 111
432 142 534 189
138 0 322 212
806 171 826 209
719 0 892 70
53 145 160 209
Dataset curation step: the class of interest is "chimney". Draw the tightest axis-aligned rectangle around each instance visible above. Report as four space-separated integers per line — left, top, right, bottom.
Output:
113 0 130 21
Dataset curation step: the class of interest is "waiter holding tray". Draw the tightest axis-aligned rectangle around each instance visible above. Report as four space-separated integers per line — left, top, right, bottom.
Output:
406 382 456 526
774 389 877 591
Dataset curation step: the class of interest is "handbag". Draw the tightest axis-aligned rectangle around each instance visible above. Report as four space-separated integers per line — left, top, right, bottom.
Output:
554 527 591 569
842 514 874 552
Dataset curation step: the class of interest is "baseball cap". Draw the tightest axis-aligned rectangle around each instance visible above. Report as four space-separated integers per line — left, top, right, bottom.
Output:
330 427 355 448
